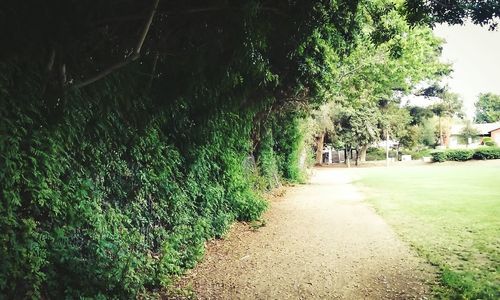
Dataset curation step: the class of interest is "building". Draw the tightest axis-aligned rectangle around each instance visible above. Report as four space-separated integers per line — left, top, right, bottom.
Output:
448 122 500 148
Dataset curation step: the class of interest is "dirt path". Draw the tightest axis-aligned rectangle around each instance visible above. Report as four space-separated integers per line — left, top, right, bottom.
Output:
175 167 436 299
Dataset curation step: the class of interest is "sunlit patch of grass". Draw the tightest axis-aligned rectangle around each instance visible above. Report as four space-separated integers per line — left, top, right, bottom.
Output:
356 162 500 299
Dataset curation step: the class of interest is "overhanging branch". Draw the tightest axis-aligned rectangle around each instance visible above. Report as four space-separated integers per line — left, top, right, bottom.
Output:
72 0 160 90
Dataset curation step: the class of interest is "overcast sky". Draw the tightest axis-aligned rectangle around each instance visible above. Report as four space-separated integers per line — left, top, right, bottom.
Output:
433 23 500 119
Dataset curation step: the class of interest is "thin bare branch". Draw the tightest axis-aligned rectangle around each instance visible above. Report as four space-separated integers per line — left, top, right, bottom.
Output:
72 0 160 90
136 0 160 54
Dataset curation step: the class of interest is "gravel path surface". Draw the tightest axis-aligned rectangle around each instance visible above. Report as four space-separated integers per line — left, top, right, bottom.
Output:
176 167 436 299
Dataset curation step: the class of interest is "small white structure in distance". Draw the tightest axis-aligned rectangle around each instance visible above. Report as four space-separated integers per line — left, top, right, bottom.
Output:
401 155 412 161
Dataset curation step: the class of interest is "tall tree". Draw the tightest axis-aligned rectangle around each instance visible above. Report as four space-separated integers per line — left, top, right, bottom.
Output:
475 93 500 123
430 90 464 145
335 103 381 165
326 3 449 161
310 102 336 164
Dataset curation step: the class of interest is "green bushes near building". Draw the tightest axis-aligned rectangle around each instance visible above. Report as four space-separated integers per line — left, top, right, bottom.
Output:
431 147 500 162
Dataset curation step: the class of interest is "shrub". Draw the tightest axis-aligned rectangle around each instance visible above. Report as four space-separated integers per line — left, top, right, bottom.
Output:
481 137 497 147
431 151 448 162
0 65 294 298
473 147 500 160
273 112 308 183
366 147 386 161
365 147 397 161
445 149 474 161
432 148 500 162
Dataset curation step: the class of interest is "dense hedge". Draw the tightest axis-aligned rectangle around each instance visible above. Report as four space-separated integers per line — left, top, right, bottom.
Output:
473 147 500 160
431 148 500 162
0 63 307 298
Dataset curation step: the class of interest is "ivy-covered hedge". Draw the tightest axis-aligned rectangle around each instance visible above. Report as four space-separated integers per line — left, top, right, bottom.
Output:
431 148 500 162
0 64 307 298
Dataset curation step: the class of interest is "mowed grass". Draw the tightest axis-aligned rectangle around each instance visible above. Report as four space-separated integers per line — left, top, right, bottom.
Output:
356 161 500 299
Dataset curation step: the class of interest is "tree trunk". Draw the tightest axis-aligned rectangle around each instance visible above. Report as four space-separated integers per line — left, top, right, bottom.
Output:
315 132 325 165
438 115 443 146
355 147 359 166
346 146 351 168
385 129 389 167
360 144 368 162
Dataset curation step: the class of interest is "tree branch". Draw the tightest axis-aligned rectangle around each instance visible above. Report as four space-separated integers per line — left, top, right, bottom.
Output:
135 0 159 55
72 0 160 90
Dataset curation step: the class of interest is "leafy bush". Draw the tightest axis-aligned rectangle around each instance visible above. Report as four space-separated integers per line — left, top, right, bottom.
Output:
432 148 500 162
473 147 500 160
431 151 448 162
366 147 397 161
481 137 497 147
273 112 308 183
366 147 386 161
0 64 308 298
255 128 281 190
431 149 473 162
445 149 474 161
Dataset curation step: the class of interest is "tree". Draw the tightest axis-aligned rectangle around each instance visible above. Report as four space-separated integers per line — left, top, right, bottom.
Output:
0 0 495 298
420 117 438 146
384 105 412 156
459 121 480 147
326 6 449 162
310 102 336 164
430 90 464 145
404 0 500 30
335 104 380 166
407 105 434 125
475 93 500 123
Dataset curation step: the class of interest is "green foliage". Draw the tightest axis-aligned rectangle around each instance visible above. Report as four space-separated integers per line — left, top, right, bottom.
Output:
335 104 381 150
323 8 448 153
482 137 497 147
445 149 475 161
255 128 281 190
431 149 474 162
407 106 434 125
458 121 480 146
431 151 448 163
473 147 500 160
0 66 273 298
420 117 438 146
401 148 431 160
365 147 397 161
475 93 500 123
432 148 500 162
0 0 488 297
430 90 464 119
404 0 500 30
273 112 308 183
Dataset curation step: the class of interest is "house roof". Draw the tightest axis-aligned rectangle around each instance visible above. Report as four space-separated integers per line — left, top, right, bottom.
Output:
450 122 500 135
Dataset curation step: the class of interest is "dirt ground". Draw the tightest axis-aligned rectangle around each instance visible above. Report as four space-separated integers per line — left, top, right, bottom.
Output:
173 167 437 299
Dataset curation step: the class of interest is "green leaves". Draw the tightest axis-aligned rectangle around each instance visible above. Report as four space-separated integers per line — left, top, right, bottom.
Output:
475 93 500 123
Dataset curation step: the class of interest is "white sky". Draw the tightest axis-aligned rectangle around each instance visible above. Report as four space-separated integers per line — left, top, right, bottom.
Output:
433 23 500 119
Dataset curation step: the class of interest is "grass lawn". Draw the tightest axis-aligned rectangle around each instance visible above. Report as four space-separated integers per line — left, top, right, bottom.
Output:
356 161 500 299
